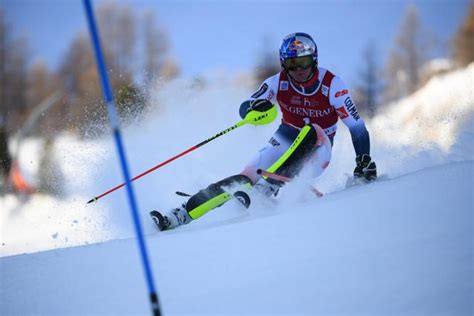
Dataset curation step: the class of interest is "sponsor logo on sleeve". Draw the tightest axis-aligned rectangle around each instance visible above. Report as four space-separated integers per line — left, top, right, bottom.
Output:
343 97 360 120
251 83 268 98
267 89 275 101
279 81 289 91
321 85 329 96
335 89 348 98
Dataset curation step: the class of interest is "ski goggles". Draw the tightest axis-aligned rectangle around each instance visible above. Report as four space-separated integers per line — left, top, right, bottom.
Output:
282 55 314 71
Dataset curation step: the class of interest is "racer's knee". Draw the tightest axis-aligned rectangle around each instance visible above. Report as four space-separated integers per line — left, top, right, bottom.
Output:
310 143 332 178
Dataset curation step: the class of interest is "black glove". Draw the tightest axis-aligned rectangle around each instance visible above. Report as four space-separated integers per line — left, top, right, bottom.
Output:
249 99 273 112
354 154 377 181
239 99 273 118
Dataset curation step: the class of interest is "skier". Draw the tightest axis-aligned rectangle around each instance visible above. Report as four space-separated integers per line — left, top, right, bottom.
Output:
151 32 377 231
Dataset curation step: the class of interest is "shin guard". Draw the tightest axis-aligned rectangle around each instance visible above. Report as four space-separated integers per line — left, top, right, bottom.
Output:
265 124 318 185
185 174 253 220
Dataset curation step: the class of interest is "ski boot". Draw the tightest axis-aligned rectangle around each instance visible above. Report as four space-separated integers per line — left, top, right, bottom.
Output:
150 204 193 231
253 178 282 197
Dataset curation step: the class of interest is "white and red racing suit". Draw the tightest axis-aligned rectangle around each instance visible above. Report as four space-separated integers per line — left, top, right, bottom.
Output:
240 67 371 183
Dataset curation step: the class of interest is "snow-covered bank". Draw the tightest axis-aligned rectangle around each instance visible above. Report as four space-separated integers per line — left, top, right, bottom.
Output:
1 161 472 315
372 63 474 152
1 136 117 257
1 64 473 258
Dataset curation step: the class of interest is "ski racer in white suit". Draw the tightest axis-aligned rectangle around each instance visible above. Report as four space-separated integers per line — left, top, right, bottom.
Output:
151 32 377 231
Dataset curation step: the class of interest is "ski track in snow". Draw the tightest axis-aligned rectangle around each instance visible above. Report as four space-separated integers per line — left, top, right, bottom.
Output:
1 161 472 315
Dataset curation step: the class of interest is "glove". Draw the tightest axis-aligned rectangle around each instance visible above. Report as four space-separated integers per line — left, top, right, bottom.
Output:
354 154 377 181
248 99 273 112
239 99 274 118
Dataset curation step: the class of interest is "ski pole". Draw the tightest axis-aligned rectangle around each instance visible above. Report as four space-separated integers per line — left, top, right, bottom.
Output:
87 106 277 204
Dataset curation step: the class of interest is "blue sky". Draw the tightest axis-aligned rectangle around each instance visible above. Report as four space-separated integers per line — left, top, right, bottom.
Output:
2 0 471 86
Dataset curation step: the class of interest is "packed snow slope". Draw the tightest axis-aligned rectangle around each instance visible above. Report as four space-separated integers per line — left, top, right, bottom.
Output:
1 162 473 315
1 64 473 315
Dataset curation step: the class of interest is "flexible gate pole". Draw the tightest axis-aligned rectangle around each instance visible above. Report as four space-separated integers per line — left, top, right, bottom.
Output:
82 1 161 315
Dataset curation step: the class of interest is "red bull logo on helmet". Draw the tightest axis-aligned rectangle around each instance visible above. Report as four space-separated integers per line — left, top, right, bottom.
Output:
289 40 305 52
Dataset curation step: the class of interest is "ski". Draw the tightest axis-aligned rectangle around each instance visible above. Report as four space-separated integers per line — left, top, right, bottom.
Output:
175 190 250 208
150 190 251 231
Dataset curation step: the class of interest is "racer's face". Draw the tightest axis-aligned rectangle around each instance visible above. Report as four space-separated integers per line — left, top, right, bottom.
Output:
288 67 313 83
283 55 314 83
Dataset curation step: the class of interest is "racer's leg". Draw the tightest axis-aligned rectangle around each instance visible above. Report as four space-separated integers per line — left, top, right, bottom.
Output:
306 124 332 179
242 123 319 195
185 174 253 220
159 124 322 230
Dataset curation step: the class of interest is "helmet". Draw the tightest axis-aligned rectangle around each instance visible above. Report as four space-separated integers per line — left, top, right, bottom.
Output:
279 32 318 69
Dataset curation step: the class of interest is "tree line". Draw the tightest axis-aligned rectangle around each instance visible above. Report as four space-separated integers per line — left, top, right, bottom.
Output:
0 3 179 138
1 3 473 136
1 3 181 193
1 2 473 194
356 3 473 116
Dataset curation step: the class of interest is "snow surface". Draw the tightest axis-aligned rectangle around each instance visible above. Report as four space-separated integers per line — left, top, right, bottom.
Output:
1 65 473 315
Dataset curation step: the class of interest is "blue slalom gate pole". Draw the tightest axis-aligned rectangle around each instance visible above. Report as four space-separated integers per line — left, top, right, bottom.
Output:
82 1 161 315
